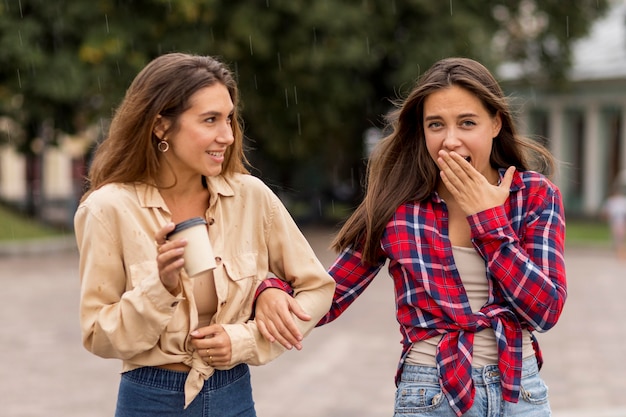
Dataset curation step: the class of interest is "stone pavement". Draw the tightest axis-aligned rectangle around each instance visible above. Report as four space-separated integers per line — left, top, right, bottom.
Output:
1 228 624 417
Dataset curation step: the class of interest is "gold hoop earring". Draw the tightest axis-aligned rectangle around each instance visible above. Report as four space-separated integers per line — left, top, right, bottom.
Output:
158 140 169 153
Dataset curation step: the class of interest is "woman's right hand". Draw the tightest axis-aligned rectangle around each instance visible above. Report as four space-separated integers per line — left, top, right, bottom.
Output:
255 288 311 350
155 222 187 294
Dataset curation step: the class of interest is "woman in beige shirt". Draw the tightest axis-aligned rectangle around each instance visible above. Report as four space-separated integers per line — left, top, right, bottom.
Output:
74 52 334 417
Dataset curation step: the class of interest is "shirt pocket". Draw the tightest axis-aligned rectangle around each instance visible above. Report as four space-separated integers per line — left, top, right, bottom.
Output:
128 260 188 334
220 252 259 321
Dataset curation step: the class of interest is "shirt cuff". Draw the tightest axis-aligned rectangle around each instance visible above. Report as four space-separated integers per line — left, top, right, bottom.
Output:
250 278 294 319
254 277 294 300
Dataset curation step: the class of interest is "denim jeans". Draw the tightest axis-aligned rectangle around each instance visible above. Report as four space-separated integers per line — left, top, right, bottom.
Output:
394 357 550 417
115 364 256 417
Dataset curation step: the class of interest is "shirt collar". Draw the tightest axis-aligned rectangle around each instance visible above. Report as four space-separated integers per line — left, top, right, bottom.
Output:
133 175 236 209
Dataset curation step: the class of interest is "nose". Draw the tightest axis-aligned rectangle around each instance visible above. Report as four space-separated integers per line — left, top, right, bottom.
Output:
441 127 462 150
216 121 235 145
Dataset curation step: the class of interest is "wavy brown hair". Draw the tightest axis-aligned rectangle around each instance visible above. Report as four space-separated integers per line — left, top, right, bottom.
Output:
332 57 555 263
82 53 248 201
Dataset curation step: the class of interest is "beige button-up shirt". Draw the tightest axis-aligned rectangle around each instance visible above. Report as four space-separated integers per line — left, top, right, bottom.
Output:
74 173 335 407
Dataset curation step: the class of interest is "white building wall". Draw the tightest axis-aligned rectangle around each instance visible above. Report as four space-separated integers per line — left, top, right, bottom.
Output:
547 102 565 190
582 103 603 213
42 147 72 199
0 145 26 201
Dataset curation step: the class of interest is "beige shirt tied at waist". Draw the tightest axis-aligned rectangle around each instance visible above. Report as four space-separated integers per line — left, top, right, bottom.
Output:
74 173 335 407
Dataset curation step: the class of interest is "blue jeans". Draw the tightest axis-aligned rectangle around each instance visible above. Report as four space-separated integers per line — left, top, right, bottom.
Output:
115 364 256 417
394 357 550 417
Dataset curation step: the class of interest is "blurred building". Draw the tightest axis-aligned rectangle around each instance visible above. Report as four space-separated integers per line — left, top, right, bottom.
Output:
500 1 626 217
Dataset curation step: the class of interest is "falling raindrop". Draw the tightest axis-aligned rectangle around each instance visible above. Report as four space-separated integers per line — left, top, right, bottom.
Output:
105 14 110 33
16 69 21 88
18 30 22 47
566 16 570 38
284 88 289 108
277 52 282 71
18 0 23 18
293 86 298 105
249 35 254 55
100 118 106 136
449 0 453 16
254 74 258 90
266 0 270 7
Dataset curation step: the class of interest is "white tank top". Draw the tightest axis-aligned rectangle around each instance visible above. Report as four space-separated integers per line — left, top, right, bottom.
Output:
406 245 534 367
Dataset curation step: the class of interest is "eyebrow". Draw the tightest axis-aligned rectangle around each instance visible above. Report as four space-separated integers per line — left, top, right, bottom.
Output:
198 109 234 118
423 112 479 121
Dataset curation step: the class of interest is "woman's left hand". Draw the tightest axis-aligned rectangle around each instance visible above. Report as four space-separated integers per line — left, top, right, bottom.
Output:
437 150 515 215
190 324 232 367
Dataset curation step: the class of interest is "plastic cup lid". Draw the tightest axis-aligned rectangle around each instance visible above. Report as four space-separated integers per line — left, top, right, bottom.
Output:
166 217 207 239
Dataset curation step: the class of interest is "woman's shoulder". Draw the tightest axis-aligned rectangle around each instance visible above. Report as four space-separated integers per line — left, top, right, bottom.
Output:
515 170 559 192
79 183 139 210
224 173 274 196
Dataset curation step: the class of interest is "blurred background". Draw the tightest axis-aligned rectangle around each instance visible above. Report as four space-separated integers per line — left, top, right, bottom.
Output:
0 0 624 239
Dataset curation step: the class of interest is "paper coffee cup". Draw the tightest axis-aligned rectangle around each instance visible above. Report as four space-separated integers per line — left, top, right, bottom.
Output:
166 217 217 277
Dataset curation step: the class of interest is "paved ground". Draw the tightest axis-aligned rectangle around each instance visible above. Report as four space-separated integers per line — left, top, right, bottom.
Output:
1 227 625 417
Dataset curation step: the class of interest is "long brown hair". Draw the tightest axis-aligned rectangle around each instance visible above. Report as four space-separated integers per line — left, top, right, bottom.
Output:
332 57 555 263
82 53 248 201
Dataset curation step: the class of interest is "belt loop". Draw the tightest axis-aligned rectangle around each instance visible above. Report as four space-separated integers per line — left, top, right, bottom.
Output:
482 365 500 382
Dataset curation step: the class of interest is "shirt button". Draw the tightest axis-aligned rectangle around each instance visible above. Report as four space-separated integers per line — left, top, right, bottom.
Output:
208 218 215 225
215 257 222 263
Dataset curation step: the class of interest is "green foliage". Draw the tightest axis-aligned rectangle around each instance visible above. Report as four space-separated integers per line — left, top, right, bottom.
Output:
0 204 66 240
0 0 610 207
565 219 611 246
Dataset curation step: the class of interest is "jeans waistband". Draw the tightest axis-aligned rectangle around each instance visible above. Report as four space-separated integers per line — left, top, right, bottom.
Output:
400 357 538 385
122 363 249 392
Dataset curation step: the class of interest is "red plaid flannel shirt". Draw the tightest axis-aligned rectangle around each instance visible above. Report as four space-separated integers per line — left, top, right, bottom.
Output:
256 170 567 415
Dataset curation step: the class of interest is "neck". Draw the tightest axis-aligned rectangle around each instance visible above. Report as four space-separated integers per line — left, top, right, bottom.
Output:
159 176 210 222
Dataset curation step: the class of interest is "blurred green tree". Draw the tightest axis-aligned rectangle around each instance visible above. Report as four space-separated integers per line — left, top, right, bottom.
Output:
0 0 609 219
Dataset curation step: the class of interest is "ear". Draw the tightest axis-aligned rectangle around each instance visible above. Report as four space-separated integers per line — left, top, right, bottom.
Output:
153 115 171 140
491 111 503 138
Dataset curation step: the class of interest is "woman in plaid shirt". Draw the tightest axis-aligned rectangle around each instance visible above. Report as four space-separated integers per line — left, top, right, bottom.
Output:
255 57 566 417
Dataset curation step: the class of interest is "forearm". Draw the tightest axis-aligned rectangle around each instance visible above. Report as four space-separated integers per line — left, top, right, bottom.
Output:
227 277 335 365
472 204 567 330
